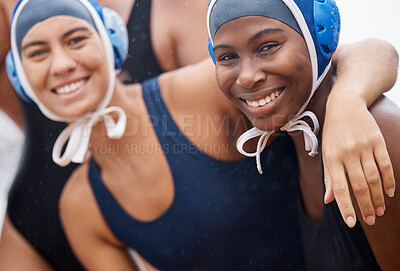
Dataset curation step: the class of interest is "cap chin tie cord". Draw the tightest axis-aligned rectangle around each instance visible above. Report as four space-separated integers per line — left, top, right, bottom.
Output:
236 111 319 174
52 106 127 167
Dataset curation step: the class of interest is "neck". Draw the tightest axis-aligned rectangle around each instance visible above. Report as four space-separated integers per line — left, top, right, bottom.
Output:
89 80 142 157
286 69 335 220
289 68 335 154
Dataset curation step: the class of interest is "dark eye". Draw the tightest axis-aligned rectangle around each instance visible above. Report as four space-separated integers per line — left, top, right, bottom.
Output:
259 43 279 53
29 49 47 58
68 37 86 47
217 53 238 62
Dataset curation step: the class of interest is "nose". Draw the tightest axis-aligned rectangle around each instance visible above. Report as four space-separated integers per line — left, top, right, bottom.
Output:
236 58 267 89
50 47 78 76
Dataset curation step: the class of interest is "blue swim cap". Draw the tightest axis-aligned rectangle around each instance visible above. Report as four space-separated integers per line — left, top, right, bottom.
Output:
14 0 96 54
207 0 340 81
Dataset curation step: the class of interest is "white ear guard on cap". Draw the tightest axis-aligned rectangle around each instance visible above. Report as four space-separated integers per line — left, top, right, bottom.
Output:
207 0 340 174
6 0 128 167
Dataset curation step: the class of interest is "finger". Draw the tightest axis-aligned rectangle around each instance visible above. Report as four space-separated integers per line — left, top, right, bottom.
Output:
374 140 395 198
326 161 356 228
346 160 376 226
323 162 334 204
361 151 385 216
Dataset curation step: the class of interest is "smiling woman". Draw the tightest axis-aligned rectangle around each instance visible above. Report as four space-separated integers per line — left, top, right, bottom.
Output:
21 18 109 119
213 16 313 132
209 0 400 270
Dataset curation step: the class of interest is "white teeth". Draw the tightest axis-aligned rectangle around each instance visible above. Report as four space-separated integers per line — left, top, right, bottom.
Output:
55 79 85 95
245 89 283 108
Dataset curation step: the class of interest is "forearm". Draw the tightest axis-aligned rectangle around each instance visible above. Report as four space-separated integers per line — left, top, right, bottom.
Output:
330 39 399 107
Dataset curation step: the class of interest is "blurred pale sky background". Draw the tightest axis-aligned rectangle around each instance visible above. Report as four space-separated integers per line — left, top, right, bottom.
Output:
336 0 400 105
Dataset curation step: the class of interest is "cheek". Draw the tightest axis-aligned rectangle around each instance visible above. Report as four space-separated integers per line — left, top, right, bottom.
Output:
76 42 107 70
216 66 237 98
23 62 47 93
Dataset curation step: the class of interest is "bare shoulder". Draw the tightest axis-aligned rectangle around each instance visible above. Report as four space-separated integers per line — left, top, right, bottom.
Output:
0 1 11 61
363 94 400 270
0 0 16 24
151 0 209 69
160 59 235 114
154 0 207 16
59 163 94 225
370 95 400 147
60 163 135 269
60 162 125 253
59 162 107 239
0 0 18 59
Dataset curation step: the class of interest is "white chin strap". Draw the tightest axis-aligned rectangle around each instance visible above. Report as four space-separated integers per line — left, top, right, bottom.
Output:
236 58 331 174
52 106 127 167
236 111 319 174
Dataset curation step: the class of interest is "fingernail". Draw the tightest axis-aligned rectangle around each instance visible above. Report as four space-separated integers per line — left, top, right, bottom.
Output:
388 188 395 197
366 215 375 226
324 193 327 204
346 216 356 228
376 207 385 216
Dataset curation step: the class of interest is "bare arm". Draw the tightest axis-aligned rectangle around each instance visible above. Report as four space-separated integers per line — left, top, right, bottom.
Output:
357 95 400 271
323 39 398 227
0 215 54 271
60 164 140 271
0 2 23 129
332 39 398 106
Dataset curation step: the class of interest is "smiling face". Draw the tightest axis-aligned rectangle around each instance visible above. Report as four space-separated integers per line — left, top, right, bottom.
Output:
213 16 313 131
20 16 109 119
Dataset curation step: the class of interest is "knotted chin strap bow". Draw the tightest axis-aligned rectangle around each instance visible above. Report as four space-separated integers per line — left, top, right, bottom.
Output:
52 106 127 167
236 110 319 174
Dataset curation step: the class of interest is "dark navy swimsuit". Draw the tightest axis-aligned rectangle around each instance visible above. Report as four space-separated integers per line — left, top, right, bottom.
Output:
299 186 380 270
88 77 306 270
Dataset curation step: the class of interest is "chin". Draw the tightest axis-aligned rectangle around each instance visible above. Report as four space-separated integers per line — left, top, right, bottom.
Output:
50 102 98 119
251 115 287 132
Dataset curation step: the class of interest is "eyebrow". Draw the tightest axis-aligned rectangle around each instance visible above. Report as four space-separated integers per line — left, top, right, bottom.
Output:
212 28 283 52
22 26 91 52
213 44 232 51
62 26 91 39
249 28 283 43
21 41 47 51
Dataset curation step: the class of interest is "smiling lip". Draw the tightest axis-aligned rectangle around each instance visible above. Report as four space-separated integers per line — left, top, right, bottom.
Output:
53 78 88 95
51 78 89 101
239 87 285 115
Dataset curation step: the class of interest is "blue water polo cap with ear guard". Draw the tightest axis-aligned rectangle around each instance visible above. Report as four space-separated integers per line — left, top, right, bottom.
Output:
207 0 341 174
6 0 128 105
207 0 340 80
